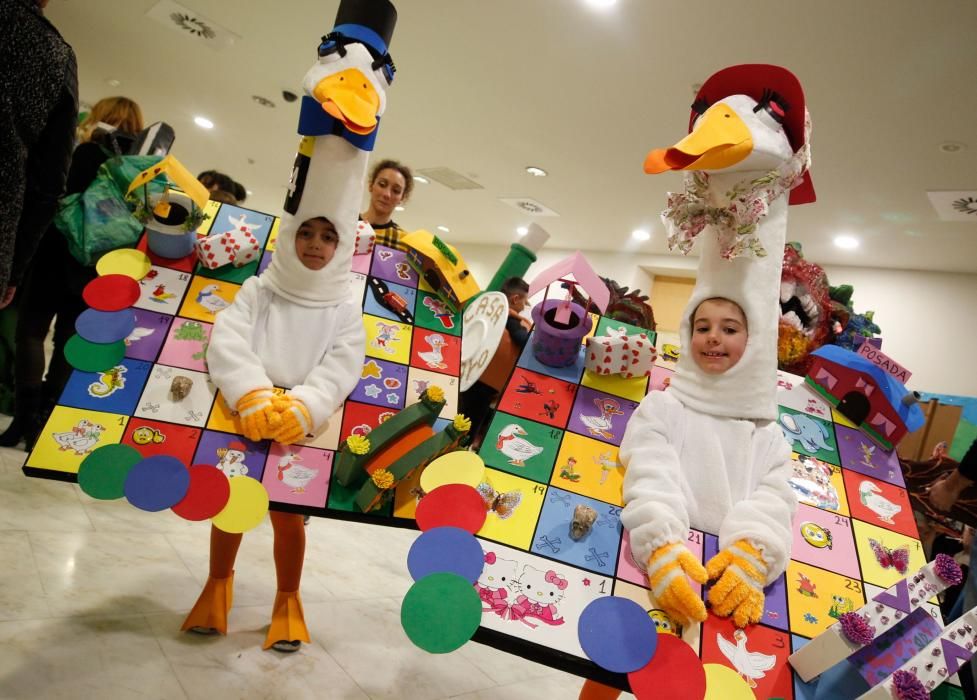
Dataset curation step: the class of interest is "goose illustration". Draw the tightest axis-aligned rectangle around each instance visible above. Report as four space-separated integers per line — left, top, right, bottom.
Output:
580 398 624 440
717 629 776 689
277 453 319 493
859 480 901 524
417 333 447 369
195 284 231 314
495 424 544 466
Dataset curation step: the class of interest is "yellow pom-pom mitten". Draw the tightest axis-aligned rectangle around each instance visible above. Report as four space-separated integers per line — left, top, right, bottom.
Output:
236 389 282 441
706 539 768 628
646 541 709 627
270 395 313 445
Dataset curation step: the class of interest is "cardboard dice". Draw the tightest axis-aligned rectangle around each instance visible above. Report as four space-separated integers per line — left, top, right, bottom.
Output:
195 228 260 269
354 220 376 256
585 330 657 378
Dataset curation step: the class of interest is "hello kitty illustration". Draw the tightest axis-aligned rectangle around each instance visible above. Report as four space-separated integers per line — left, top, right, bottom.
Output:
509 564 567 628
474 551 517 618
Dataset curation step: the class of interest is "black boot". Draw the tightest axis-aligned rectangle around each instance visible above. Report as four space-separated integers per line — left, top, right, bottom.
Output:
0 385 43 451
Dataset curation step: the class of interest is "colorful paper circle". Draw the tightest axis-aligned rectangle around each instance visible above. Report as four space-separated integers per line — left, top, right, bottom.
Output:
578 596 658 673
211 475 270 533
64 334 126 373
74 308 136 344
123 455 190 511
414 483 487 534
77 444 144 500
407 526 485 583
95 248 152 280
628 634 706 700
172 464 231 521
401 572 482 654
419 451 485 493
702 663 754 700
82 274 141 311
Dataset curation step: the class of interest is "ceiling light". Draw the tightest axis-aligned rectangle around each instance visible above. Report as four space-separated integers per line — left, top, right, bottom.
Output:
517 226 529 236
395 205 405 212
106 78 121 87
246 190 253 196
939 141 966 153
525 166 547 177
631 229 651 241
833 235 859 250
584 0 617 8
413 175 430 184
251 95 276 108
437 225 450 233
193 116 214 129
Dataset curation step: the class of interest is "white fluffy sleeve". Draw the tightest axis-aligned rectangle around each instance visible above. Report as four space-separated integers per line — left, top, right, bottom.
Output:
206 278 274 408
718 423 798 584
620 391 689 568
288 303 366 430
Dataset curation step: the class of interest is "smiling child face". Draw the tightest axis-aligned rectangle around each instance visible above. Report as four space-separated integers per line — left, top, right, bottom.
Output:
294 217 338 270
690 298 748 375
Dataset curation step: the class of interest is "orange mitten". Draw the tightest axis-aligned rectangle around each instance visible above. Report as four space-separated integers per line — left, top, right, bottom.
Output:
706 539 768 628
270 395 313 445
646 541 708 627
236 389 282 441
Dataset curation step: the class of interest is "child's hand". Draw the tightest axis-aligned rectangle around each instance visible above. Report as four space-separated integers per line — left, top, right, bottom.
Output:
269 395 313 445
646 541 708 627
236 389 282 442
706 539 767 628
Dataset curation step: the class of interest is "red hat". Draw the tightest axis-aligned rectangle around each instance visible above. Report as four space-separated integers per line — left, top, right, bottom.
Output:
227 441 247 452
690 64 815 205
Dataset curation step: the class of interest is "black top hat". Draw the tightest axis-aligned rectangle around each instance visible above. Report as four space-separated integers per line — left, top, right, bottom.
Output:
333 0 397 56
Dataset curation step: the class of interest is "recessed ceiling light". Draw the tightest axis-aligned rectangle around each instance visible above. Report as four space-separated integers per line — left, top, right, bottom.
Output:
106 78 121 87
516 226 529 236
395 205 405 212
631 229 651 241
584 0 617 8
525 166 547 177
939 141 966 153
251 95 276 108
194 116 214 129
246 190 253 196
833 235 859 250
437 225 450 233
414 175 430 184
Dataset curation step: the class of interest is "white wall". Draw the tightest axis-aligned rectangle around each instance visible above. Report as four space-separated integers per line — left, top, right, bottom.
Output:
461 242 977 397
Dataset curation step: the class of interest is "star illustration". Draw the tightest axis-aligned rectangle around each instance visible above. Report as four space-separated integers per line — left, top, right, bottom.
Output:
364 384 382 398
361 360 382 379
386 392 400 405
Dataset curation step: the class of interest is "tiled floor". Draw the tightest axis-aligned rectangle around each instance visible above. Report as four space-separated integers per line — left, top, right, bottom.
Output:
0 417 630 700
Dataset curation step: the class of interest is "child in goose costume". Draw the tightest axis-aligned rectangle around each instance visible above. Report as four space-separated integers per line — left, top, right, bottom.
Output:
181 0 396 652
622 65 813 635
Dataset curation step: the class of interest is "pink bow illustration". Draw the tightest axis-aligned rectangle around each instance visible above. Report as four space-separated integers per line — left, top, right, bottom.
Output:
484 552 497 564
545 570 568 590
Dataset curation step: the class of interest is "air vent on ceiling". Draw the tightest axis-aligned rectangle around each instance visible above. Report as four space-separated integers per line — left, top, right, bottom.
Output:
499 197 560 217
416 167 484 191
927 190 977 222
146 0 240 51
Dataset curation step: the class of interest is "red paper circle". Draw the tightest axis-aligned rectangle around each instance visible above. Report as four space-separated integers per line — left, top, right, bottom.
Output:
627 634 706 700
171 464 231 521
414 483 487 534
82 274 141 311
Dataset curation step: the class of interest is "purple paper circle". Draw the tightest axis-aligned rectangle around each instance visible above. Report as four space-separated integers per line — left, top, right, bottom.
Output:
123 455 191 512
75 308 136 344
578 596 658 673
407 527 485 583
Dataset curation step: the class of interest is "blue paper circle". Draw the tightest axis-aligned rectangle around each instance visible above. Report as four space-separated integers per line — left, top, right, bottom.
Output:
123 455 191 512
407 527 485 583
578 596 658 673
75 308 136 344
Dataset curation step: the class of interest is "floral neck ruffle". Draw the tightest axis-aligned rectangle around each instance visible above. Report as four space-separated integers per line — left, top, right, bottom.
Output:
661 109 812 260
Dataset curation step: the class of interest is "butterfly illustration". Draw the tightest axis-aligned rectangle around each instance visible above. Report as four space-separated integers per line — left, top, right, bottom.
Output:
868 538 909 574
476 482 523 520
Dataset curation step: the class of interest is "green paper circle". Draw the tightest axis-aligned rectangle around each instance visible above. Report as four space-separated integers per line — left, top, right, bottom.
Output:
401 572 482 654
77 444 144 500
64 334 126 373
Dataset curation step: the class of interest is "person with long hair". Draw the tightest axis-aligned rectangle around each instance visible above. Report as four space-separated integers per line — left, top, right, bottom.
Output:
0 96 144 448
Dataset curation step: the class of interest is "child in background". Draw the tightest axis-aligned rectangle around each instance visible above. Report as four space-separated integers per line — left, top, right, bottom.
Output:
181 214 365 652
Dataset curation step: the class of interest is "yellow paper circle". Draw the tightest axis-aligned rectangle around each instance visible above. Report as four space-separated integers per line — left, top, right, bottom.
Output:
702 663 755 700
211 476 270 533
95 248 152 280
420 451 485 493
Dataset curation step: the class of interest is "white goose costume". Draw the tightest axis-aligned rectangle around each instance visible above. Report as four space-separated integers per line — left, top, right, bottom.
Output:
207 0 397 431
621 65 812 583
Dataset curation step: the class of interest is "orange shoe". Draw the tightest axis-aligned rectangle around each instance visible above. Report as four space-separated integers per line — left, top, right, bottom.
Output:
181 573 234 635
263 590 311 651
